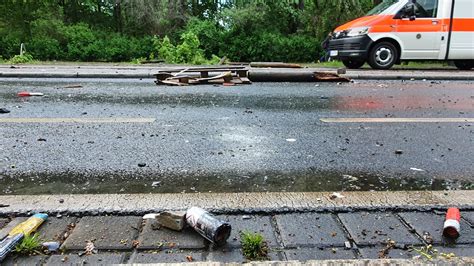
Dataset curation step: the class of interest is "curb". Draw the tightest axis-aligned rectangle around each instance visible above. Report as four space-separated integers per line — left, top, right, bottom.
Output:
1 191 472 215
141 258 474 265
1 70 474 81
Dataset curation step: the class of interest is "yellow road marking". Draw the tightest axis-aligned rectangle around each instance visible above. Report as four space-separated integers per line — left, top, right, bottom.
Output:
0 117 156 123
321 118 474 123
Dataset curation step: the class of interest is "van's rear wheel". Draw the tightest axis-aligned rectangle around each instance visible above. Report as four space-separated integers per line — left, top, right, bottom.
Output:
368 42 398 70
342 59 365 69
454 61 473 70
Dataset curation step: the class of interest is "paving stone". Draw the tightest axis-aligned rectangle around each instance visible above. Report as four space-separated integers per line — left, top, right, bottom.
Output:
207 247 282 263
61 216 141 250
1 255 48 266
359 248 413 259
130 251 204 263
0 217 27 240
275 213 347 248
0 218 9 230
338 212 421 247
216 215 278 248
284 247 356 261
137 218 206 250
45 253 125 265
399 212 474 245
463 212 474 225
37 217 78 242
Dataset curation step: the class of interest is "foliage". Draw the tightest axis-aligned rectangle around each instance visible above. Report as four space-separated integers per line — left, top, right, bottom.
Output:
153 33 219 65
240 231 269 261
0 0 376 63
14 233 42 255
9 54 35 64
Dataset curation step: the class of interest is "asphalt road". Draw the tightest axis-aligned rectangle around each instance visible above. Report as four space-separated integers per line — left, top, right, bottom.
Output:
0 78 473 194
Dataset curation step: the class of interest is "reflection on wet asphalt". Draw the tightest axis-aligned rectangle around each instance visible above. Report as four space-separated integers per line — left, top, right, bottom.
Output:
0 78 473 194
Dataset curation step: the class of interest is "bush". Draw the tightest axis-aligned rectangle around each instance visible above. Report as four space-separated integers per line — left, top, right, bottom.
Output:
175 32 207 65
0 34 22 59
152 32 219 65
183 18 223 58
8 54 34 64
221 32 319 63
63 23 97 61
28 37 62 60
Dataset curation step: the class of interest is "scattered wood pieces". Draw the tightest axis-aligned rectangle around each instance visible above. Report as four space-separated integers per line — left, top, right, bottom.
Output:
63 84 83 89
314 72 350 82
154 67 251 86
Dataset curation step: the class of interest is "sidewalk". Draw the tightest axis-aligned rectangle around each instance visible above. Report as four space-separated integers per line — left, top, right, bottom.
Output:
1 64 474 80
0 191 473 264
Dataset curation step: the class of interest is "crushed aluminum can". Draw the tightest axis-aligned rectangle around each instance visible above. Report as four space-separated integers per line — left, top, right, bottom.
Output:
186 207 231 246
43 241 60 252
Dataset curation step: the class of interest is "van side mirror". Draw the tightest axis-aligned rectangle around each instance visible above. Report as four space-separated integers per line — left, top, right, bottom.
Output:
395 3 416 20
405 3 416 19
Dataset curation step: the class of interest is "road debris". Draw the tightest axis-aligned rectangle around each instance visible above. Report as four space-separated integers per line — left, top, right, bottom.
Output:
337 68 347 75
423 231 434 244
63 84 83 89
186 255 194 262
378 239 396 259
443 208 461 239
186 207 231 246
42 242 60 252
395 150 404 155
143 213 158 220
0 108 10 114
17 92 44 97
0 213 48 262
344 241 352 249
78 241 96 256
329 192 345 200
156 211 186 231
286 138 297 142
155 67 250 86
250 62 302 68
132 240 140 248
410 168 425 172
343 174 359 182
0 204 9 208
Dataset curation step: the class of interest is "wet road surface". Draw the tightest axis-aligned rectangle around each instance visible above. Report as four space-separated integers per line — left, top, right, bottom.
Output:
0 78 473 194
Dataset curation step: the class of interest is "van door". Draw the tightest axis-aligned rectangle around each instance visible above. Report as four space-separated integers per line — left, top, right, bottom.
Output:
447 0 474 60
396 0 445 59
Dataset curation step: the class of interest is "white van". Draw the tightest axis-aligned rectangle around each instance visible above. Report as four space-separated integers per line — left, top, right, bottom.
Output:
327 0 474 70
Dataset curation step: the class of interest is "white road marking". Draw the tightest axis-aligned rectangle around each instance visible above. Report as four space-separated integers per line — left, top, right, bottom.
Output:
320 118 474 123
0 117 156 123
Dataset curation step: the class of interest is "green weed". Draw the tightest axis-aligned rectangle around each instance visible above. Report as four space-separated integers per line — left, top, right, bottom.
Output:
14 233 42 255
240 231 268 261
8 54 35 64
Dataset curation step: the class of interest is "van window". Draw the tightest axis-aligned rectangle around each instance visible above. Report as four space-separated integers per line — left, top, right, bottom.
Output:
366 0 400 16
414 0 439 18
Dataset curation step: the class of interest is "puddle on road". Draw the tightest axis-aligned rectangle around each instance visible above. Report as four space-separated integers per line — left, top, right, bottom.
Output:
1 89 471 112
0 170 471 195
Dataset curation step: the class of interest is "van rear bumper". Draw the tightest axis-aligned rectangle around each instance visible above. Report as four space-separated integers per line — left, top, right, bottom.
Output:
327 35 373 60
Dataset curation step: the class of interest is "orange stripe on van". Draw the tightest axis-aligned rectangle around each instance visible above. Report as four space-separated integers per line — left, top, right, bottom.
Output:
339 15 474 33
451 18 474 31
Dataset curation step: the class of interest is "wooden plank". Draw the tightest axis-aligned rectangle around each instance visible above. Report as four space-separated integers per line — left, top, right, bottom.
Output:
250 62 302 68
